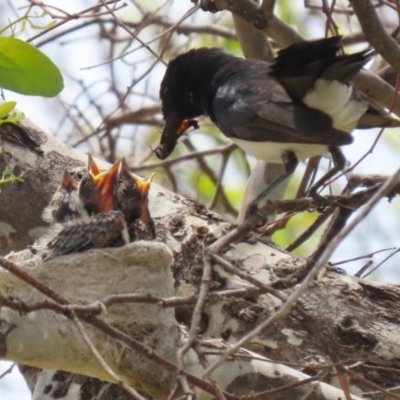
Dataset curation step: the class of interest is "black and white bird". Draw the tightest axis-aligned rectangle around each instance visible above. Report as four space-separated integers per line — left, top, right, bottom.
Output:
157 36 400 206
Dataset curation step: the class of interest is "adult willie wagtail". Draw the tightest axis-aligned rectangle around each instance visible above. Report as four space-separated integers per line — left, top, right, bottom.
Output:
157 36 400 206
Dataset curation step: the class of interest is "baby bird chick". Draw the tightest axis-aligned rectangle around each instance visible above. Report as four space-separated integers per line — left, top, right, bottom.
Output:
44 211 128 260
44 158 128 260
117 158 155 241
79 155 120 215
42 169 86 224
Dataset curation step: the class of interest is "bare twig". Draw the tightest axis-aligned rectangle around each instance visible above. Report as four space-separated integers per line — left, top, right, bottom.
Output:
176 254 212 395
132 143 237 172
71 314 147 400
204 170 400 377
352 0 400 74
0 257 238 399
27 0 125 43
0 362 16 379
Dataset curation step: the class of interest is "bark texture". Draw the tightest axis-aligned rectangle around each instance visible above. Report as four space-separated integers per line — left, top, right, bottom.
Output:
0 118 400 399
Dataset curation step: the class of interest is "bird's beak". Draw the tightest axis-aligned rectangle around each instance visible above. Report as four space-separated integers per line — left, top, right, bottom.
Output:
137 173 154 197
155 111 183 160
120 157 153 196
88 154 101 176
92 159 121 212
177 119 199 136
120 157 132 179
137 173 154 225
61 169 77 191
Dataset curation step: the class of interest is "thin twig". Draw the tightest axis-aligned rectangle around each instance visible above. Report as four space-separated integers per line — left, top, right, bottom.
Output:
132 144 237 172
0 363 15 379
100 0 166 65
203 170 400 377
362 247 400 278
176 255 213 395
0 256 239 399
71 313 146 400
27 0 124 43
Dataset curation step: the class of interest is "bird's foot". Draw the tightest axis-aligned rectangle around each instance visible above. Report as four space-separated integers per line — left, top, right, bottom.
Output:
308 188 330 212
244 202 268 227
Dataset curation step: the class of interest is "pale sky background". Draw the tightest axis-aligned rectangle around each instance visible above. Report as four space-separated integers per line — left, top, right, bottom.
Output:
1 0 400 398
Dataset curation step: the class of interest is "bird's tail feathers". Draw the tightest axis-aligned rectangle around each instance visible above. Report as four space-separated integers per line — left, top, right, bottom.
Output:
357 93 400 129
271 36 375 101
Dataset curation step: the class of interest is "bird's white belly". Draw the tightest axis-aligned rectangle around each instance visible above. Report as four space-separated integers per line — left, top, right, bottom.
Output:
231 138 329 163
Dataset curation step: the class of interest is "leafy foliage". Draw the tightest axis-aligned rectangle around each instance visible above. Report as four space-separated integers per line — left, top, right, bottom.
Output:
0 101 25 193
0 101 24 124
0 37 63 97
0 163 25 194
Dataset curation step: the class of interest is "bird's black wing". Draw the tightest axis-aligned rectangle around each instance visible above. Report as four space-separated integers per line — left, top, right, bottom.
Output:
212 74 353 146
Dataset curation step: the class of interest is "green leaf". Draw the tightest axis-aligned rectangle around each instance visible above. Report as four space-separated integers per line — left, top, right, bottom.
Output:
0 110 25 125
0 100 25 125
0 101 17 118
0 100 16 118
0 37 63 97
2 166 12 178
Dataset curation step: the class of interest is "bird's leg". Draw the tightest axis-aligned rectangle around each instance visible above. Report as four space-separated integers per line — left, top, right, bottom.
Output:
244 150 298 222
307 146 346 206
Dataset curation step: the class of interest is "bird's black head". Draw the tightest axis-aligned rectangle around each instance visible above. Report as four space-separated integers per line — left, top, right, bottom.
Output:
160 48 226 119
157 48 236 160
